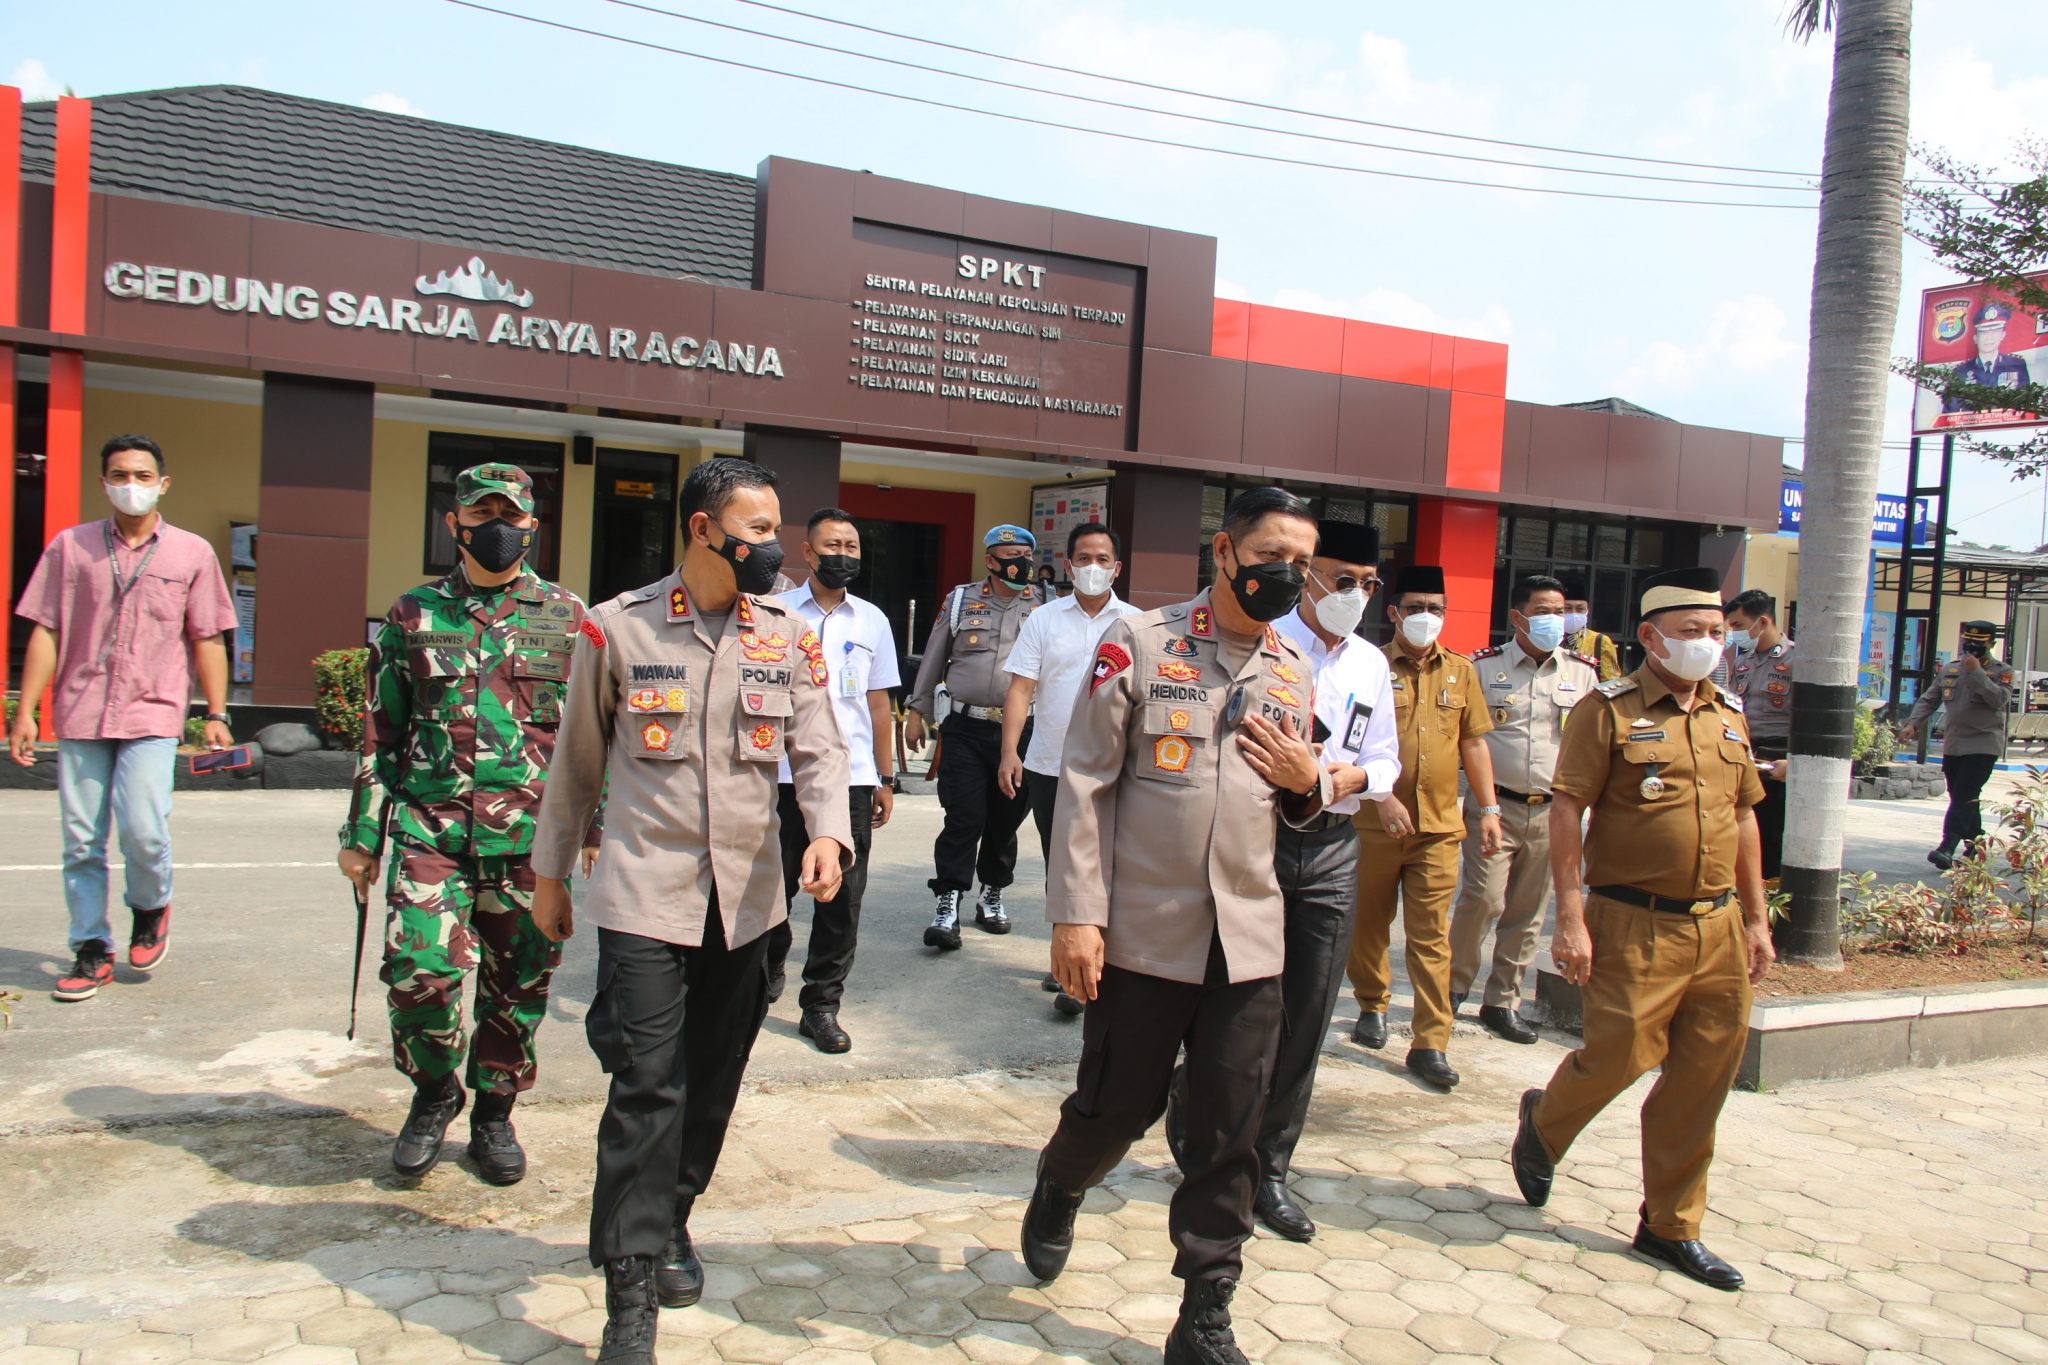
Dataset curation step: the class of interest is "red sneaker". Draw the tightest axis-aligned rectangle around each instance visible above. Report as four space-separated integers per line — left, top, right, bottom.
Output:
129 906 171 972
54 944 116 1001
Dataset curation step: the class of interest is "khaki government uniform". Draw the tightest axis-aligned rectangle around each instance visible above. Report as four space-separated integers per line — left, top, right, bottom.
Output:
1529 667 1765 1241
531 571 853 1266
909 579 1041 896
1449 641 1600 1011
1040 590 1330 1285
1568 627 1623 681
1347 640 1492 1050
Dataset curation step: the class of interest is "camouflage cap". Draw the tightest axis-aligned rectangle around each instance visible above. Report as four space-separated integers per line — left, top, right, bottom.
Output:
456 463 535 514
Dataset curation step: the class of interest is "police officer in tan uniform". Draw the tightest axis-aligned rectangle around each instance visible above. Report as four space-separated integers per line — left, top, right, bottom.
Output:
1449 574 1599 1044
1020 487 1331 1365
1510 566 1774 1292
529 458 854 1365
1347 564 1501 1091
905 525 1041 949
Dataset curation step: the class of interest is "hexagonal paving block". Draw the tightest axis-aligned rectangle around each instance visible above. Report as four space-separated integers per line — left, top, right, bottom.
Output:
753 1255 834 1291
733 1285 826 1325
296 1306 404 1349
1031 1306 1122 1354
1255 1303 1347 1345
1556 1324 1654 1365
189 1319 298 1363
952 1319 1048 1365
1474 1302 1567 1342
398 1294 499 1338
261 1347 362 1365
1103 1291 1181 1335
78 1333 191 1365
1392 1278 1478 1317
347 1271 444 1312
356 1331 468 1365
795 1309 889 1356
458 1319 561 1365
818 1273 906 1316
1765 1326 1869 1365
1338 1325 1432 1364
714 1321 812 1364
495 1285 590 1326
870 1339 970 1365
139 1301 245 1337
439 1268 531 1297
246 1288 345 1323
1402 1311 1497 1356
885 1297 975 1339
961 1284 1050 1325
830 1244 916 1279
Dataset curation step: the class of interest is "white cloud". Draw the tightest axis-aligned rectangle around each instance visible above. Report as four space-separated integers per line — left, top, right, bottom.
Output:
362 91 427 119
1213 276 1253 302
10 59 66 102
1619 293 1802 395
1910 48 2048 174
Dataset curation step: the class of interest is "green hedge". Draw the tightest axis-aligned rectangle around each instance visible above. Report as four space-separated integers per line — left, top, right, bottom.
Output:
315 648 371 750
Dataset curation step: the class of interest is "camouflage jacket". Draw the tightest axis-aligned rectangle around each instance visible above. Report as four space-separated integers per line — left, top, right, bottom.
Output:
340 566 596 859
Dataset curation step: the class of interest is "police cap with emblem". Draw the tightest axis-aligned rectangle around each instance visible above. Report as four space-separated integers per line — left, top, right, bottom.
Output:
1974 302 2014 330
456 463 535 515
1638 566 1723 620
1393 564 1446 597
983 524 1036 550
1315 519 1382 568
1961 620 2000 643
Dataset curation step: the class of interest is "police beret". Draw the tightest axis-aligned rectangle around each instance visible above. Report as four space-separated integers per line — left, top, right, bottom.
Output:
1974 302 2013 328
1315 519 1381 567
1394 564 1446 597
1640 566 1723 619
984 524 1036 549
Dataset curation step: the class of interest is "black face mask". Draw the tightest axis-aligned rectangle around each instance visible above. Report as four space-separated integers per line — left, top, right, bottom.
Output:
1222 543 1305 623
459 517 534 574
713 525 787 595
812 554 860 589
991 556 1033 586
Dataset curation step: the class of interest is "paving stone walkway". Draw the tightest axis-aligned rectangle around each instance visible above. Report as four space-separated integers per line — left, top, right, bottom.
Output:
8 1047 2046 1365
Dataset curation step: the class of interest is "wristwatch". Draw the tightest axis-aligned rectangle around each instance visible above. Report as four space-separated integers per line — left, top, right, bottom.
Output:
1479 803 1503 816
885 775 903 794
204 711 231 724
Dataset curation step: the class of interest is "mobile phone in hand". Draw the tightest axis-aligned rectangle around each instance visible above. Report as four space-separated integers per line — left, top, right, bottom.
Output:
189 745 257 775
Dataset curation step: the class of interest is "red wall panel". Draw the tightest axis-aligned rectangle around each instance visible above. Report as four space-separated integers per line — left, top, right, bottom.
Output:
1413 496 1500 655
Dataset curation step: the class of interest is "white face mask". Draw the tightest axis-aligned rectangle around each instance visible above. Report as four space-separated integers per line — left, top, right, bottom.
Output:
1071 563 1115 598
1562 611 1589 636
1399 612 1445 649
1314 587 1367 638
1653 629 1723 682
105 481 162 517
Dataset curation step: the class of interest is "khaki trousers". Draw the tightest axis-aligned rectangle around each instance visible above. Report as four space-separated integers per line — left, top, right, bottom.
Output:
1530 894 1752 1240
1346 821 1461 1052
1448 800 1553 1010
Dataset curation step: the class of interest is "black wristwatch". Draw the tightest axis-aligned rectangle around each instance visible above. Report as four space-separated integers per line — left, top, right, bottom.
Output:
204 711 231 724
885 775 903 794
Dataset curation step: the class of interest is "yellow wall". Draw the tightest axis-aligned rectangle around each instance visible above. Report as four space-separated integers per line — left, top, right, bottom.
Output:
1742 533 1799 611
80 387 262 569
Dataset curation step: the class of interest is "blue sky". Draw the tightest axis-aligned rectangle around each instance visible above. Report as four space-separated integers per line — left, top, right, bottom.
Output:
11 1 2048 544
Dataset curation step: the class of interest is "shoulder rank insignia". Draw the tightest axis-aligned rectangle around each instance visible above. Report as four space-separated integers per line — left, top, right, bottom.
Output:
1569 651 1601 671
580 618 608 648
734 595 755 626
668 586 690 621
1472 645 1501 660
1190 606 1213 638
1595 677 1638 698
1263 625 1281 654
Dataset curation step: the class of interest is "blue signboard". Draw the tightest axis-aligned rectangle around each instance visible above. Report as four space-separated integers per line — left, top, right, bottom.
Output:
1779 481 1931 546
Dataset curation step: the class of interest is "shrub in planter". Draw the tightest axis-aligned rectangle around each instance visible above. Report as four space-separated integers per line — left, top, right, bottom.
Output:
314 647 371 751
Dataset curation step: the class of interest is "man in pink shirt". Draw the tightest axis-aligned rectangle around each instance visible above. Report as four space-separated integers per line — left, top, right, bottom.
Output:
9 435 237 1001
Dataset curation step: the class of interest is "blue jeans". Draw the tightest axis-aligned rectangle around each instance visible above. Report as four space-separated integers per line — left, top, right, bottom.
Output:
58 738 178 950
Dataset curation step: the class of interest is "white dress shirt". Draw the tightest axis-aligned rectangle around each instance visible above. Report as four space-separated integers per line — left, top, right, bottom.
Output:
773 583 902 787
1001 590 1139 775
1274 604 1400 817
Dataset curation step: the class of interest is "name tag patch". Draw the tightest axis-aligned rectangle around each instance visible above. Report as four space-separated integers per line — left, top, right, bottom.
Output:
1627 730 1666 742
630 663 689 682
408 630 470 649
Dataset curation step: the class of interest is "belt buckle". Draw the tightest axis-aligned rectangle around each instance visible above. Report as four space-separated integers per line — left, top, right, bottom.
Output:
1688 899 1712 917
985 705 1003 721
1525 792 1545 805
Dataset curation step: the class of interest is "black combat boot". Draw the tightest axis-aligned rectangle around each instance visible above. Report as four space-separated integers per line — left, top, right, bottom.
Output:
1163 1276 1247 1364
466 1090 527 1186
597 1255 659 1365
1021 1160 1084 1283
392 1074 465 1178
655 1205 704 1308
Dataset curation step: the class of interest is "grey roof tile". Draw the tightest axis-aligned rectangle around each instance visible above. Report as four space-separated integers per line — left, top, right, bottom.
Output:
21 84 756 286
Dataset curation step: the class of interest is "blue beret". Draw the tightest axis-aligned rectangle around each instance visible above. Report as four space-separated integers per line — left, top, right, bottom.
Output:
984 524 1036 549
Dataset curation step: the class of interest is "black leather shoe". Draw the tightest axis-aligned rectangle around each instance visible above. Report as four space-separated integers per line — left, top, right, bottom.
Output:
1021 1162 1084 1283
1163 1276 1246 1365
655 1220 704 1308
1254 1179 1315 1242
599 1256 659 1364
467 1119 527 1185
1041 974 1062 992
1928 846 1955 870
1163 1064 1188 1168
392 1076 465 1178
1479 1005 1540 1044
1632 1221 1745 1290
799 1008 851 1054
765 956 786 1004
1405 1049 1460 1090
1352 1011 1388 1050
1450 990 1468 1016
1512 1088 1553 1207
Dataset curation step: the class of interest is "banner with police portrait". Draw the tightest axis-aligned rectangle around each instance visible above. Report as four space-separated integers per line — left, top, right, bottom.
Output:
1913 275 2048 435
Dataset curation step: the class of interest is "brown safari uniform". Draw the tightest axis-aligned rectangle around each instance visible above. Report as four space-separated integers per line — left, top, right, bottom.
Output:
1347 641 1492 1050
1529 666 1764 1242
1041 590 1330 1285
1449 643 1601 1012
532 572 853 1266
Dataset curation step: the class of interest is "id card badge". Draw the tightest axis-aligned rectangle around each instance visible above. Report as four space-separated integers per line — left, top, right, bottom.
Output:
840 646 862 698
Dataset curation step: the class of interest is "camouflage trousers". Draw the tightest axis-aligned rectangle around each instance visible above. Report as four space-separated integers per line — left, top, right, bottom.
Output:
380 844 561 1096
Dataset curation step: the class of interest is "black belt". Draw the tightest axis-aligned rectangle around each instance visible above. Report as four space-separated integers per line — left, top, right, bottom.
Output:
1495 786 1552 806
1295 811 1355 834
1589 885 1732 916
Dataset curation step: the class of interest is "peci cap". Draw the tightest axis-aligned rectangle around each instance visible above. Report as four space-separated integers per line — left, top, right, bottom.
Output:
984 524 1037 550
1974 302 2014 330
1639 566 1723 619
1315 519 1382 568
1559 574 1590 601
1393 564 1446 597
456 463 535 515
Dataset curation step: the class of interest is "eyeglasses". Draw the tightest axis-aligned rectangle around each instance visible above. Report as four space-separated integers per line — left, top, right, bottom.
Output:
1396 603 1447 617
1311 568 1378 594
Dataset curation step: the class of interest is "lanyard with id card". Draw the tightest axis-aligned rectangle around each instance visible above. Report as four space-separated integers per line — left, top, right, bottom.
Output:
840 641 865 699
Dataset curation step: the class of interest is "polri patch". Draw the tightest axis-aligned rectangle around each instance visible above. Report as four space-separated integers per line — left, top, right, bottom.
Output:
1090 642 1133 694
580 618 607 648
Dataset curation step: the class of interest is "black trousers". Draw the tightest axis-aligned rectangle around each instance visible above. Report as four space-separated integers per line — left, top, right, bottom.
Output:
1941 752 1999 851
1025 768 1060 863
1040 940 1283 1283
930 713 1033 895
585 912 769 1264
1753 774 1788 880
1257 818 1361 1184
766 783 875 1012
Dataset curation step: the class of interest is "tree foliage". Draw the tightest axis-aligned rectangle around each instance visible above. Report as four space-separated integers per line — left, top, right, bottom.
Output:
1897 140 2048 472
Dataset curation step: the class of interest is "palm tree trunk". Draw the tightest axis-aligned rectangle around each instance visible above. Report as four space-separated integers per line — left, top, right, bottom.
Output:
1782 0 1913 966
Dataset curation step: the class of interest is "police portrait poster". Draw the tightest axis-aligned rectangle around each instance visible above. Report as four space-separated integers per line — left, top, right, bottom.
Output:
1913 274 2048 435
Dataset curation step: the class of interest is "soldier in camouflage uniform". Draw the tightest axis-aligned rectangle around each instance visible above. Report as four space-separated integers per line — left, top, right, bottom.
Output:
338 463 597 1185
